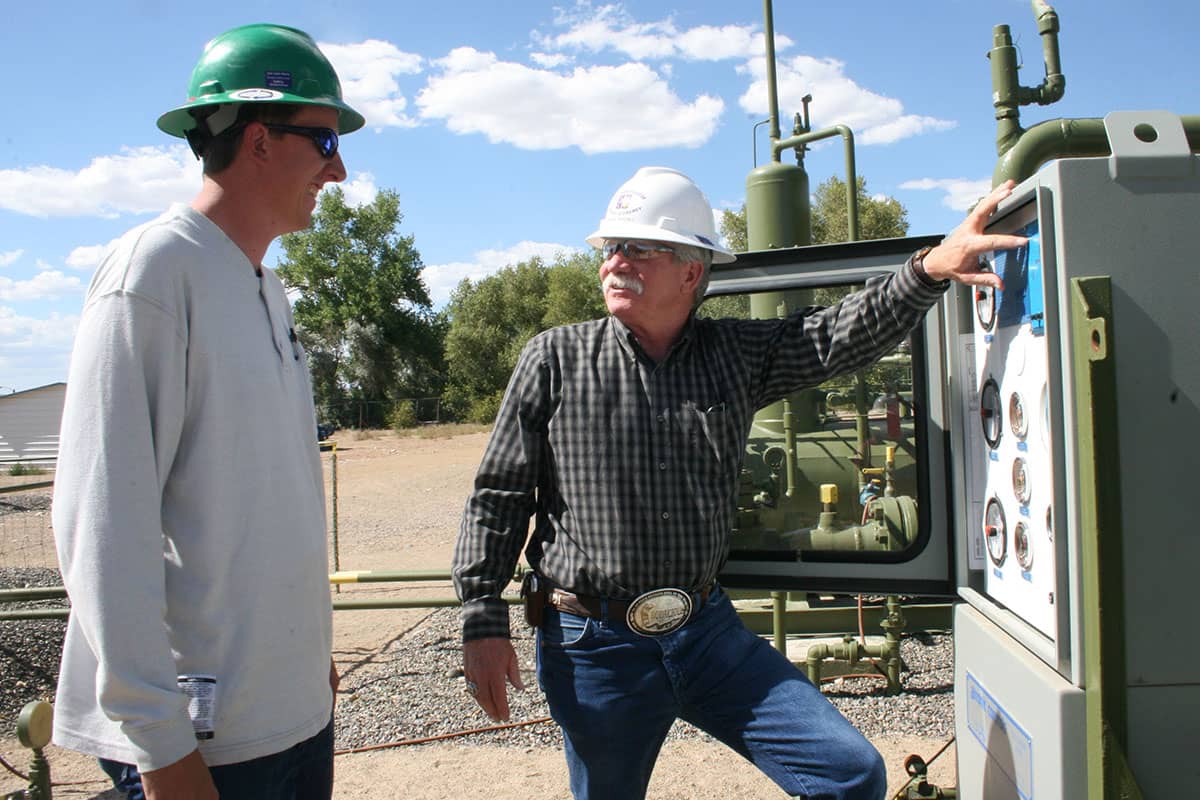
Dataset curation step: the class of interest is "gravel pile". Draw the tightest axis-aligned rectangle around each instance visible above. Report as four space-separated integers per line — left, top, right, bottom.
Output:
333 606 954 753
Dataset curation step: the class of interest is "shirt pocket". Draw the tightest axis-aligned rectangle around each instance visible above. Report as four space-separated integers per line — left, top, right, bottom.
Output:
677 402 738 473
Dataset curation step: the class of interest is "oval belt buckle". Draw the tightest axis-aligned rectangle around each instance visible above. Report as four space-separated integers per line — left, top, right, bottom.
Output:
626 588 693 636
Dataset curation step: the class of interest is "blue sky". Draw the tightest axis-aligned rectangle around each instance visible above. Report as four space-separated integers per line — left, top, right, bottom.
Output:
1 0 1196 393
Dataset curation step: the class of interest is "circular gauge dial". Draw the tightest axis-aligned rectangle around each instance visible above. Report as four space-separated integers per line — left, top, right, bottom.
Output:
1012 458 1031 505
1009 392 1028 439
1014 522 1033 571
980 379 1003 448
984 497 1007 566
975 263 997 331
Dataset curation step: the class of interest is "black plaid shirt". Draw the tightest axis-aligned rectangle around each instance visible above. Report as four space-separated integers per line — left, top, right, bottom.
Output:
453 258 947 640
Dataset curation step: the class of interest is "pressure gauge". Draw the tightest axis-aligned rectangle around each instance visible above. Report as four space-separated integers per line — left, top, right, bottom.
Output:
984 497 1007 566
1012 458 1031 505
1014 522 1033 571
975 262 997 330
1009 392 1028 439
980 378 1003 448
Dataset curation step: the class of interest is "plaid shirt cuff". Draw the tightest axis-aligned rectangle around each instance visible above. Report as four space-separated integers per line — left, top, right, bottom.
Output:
461 597 512 642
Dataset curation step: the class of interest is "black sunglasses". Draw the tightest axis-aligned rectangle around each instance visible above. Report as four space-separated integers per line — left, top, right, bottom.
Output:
263 123 339 159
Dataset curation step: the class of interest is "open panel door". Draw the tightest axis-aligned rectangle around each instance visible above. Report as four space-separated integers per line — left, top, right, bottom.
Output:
709 235 957 597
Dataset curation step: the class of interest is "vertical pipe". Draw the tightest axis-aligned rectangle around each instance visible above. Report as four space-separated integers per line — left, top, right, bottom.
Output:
762 0 781 148
842 131 859 242
772 591 787 653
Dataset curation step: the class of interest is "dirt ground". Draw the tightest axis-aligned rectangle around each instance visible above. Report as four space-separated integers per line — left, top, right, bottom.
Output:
0 428 956 798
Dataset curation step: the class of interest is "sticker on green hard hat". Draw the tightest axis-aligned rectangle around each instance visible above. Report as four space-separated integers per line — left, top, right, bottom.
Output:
157 23 364 139
230 89 285 102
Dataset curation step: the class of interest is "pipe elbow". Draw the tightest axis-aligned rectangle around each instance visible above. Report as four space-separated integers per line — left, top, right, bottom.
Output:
1030 0 1058 29
1040 74 1066 105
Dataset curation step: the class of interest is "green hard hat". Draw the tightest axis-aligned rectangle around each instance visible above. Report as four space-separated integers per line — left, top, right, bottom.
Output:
157 23 365 139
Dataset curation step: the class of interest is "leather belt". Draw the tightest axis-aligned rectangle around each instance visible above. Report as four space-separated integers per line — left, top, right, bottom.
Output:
546 583 714 635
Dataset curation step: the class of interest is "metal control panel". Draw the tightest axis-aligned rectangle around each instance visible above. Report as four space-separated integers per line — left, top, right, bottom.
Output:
950 111 1200 799
961 201 1059 640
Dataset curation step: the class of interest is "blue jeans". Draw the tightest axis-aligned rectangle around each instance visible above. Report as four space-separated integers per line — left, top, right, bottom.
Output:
99 716 334 800
536 586 885 800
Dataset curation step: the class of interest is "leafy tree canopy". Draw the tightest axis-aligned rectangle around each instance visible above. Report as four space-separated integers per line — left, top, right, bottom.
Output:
277 187 443 426
443 250 604 421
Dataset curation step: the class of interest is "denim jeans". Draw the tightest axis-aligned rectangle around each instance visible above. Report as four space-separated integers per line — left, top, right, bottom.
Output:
98 716 334 800
536 586 886 800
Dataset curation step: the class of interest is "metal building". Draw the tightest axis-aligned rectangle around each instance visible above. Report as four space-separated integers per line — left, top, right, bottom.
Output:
0 383 65 466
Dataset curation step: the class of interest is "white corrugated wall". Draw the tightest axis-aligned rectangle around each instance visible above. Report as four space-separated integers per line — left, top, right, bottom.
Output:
0 383 65 465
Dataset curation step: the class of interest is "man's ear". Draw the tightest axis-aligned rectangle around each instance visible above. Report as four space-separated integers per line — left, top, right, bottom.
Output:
242 122 271 164
681 260 703 292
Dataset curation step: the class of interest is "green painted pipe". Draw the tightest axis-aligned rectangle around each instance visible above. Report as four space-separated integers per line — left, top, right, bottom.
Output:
0 480 53 495
772 591 787 652
0 608 68 621
993 115 1200 186
332 596 520 611
0 587 67 602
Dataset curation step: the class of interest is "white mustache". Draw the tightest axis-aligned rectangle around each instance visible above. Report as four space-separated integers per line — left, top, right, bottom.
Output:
603 273 645 296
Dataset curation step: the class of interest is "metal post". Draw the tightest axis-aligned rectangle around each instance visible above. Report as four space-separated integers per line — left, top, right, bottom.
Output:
330 442 340 592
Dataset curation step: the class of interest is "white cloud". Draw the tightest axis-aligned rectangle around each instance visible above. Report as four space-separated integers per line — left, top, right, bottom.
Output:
0 250 23 268
423 240 582 307
333 172 379 208
540 3 787 62
0 270 84 302
900 177 992 212
417 48 723 153
738 55 955 146
66 238 121 271
530 52 572 69
0 145 199 219
0 306 79 390
321 40 423 130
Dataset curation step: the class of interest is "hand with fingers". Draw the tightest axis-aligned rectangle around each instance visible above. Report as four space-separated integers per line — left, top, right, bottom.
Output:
463 637 525 722
921 180 1029 289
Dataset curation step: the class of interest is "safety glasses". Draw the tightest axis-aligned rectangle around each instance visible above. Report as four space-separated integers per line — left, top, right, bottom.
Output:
264 123 339 159
601 240 677 261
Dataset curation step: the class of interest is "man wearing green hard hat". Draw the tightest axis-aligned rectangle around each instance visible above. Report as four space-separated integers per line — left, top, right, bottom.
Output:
51 24 362 800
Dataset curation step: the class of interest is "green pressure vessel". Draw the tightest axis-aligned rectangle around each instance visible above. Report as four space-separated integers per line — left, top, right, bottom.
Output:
745 161 821 435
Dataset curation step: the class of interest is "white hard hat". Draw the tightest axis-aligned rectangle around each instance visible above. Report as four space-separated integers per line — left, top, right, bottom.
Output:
586 167 736 264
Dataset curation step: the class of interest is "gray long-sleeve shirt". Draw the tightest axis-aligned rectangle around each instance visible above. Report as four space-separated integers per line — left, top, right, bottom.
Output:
453 257 946 641
52 205 332 770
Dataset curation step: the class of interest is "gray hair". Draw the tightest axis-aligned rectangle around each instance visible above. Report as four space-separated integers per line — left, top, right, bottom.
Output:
672 244 713 308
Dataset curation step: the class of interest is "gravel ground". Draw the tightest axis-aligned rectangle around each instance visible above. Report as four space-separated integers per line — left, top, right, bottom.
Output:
0 568 953 753
332 605 954 753
0 566 68 736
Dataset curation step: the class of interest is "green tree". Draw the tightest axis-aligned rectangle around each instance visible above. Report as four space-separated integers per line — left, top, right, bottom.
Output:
811 175 908 244
719 207 748 253
277 187 442 427
443 251 604 422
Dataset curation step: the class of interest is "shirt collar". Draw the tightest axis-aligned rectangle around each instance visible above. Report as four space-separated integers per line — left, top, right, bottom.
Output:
607 313 698 365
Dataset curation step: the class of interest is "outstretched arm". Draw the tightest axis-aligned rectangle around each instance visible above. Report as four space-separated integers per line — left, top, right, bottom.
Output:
921 180 1029 288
